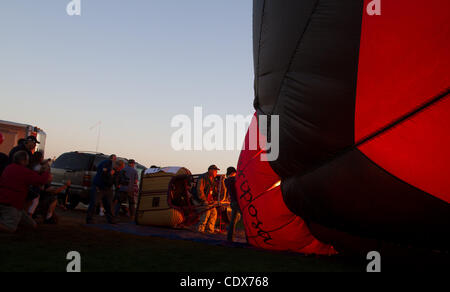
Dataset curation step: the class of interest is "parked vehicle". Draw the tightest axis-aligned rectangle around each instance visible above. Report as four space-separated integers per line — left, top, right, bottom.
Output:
0 120 46 154
51 151 146 209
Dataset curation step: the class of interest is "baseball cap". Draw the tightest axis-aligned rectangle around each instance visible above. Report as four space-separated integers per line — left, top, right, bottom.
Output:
26 136 40 144
226 167 237 176
208 165 220 171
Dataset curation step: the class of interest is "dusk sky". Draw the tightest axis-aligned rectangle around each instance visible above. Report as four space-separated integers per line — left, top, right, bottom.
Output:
0 0 255 173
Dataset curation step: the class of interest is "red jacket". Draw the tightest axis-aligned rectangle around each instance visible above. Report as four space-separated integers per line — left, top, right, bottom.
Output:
0 164 51 210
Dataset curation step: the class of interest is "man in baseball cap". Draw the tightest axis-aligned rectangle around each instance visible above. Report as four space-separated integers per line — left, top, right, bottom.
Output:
25 136 40 144
8 136 39 165
196 164 221 233
208 165 220 171
25 136 41 144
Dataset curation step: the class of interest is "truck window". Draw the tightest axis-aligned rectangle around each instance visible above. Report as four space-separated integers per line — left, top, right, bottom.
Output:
52 153 92 171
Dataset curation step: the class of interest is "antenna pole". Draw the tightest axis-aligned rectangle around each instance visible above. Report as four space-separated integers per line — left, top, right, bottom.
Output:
96 122 101 152
90 121 102 153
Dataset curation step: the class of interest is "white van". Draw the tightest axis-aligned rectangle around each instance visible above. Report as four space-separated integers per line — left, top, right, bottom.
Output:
0 120 47 155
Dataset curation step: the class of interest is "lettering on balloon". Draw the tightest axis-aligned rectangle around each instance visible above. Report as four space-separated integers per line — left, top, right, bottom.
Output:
237 171 274 246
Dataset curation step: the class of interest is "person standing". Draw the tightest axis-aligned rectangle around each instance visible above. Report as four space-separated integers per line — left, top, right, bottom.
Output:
8 136 39 165
0 151 51 233
225 167 241 242
86 154 117 224
115 160 139 221
196 165 220 234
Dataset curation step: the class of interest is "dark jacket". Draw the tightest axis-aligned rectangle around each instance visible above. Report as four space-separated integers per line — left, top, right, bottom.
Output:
93 160 113 190
103 169 121 190
225 176 238 203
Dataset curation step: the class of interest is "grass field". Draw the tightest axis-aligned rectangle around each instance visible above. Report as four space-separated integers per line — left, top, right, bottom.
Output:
0 209 364 272
0 209 446 272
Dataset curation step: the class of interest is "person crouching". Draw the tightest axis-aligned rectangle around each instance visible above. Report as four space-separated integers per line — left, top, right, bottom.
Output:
0 151 51 233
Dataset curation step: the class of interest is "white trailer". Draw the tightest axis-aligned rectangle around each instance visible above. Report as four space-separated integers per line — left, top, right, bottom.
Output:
0 120 46 155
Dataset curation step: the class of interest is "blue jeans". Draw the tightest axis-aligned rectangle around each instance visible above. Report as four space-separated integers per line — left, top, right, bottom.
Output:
86 186 113 223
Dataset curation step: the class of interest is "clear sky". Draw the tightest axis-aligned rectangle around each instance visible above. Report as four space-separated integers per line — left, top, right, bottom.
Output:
0 0 255 173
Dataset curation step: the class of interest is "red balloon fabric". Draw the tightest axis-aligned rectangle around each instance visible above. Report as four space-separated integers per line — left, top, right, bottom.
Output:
355 0 450 204
238 0 449 254
237 116 336 255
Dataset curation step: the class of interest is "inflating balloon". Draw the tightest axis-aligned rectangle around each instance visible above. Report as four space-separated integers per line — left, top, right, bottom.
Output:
237 0 449 254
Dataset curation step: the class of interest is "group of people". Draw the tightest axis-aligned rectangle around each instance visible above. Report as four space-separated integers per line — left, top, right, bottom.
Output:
0 133 140 233
194 165 242 243
0 133 243 242
0 135 58 233
85 154 139 225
